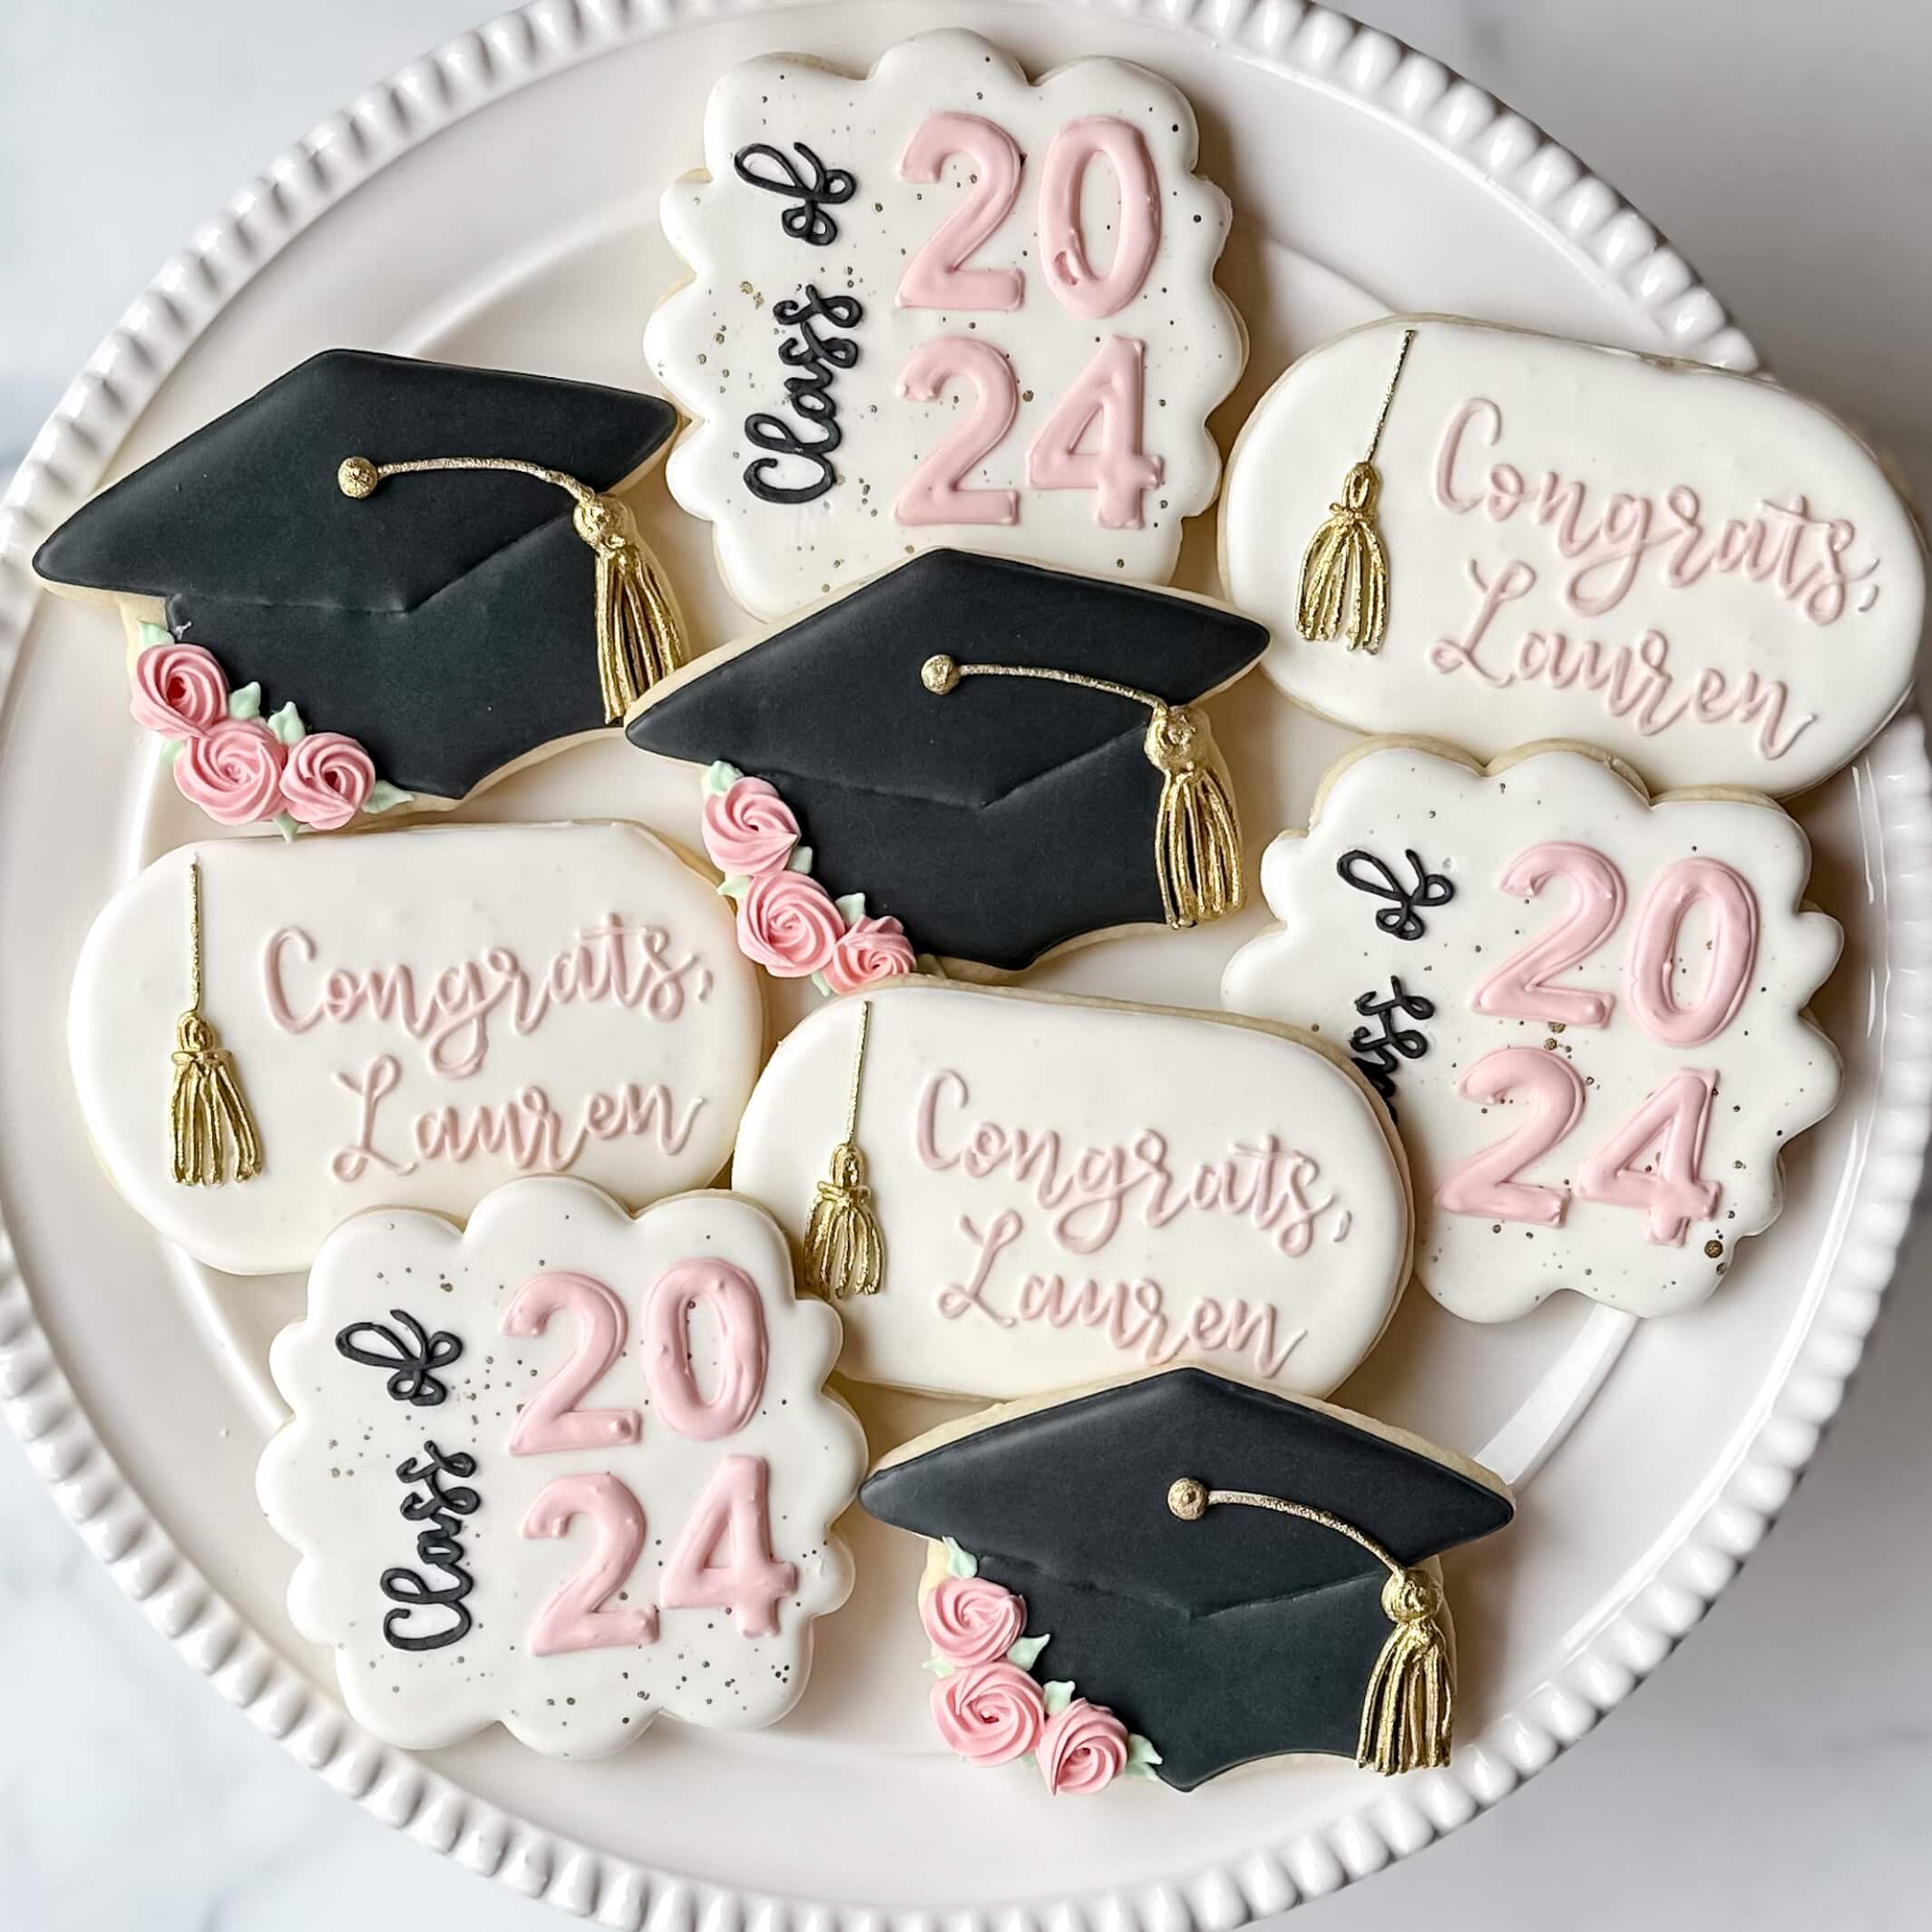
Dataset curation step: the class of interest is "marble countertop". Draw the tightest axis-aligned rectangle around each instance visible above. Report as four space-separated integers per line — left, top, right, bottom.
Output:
3 2 1927 1927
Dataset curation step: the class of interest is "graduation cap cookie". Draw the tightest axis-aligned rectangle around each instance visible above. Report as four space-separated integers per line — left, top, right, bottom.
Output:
861 1365 1515 1791
624 550 1270 974
34 348 687 821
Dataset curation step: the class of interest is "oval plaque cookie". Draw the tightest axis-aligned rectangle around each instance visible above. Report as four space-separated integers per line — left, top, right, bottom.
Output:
730 980 1410 1400
70 824 761 1274
1222 740 1844 1320
1221 316 1923 795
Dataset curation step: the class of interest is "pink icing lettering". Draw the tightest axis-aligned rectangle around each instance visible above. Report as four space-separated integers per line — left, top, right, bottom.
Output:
938 1211 1024 1328
330 1056 416 1182
914 1069 970 1171
896 337 1021 526
1036 116 1160 319
410 1081 705 1172
502 1270 642 1456
1433 398 1499 512
1435 1046 1587 1226
1025 336 1162 528
641 1258 768 1441
1574 1067 1720 1244
897 112 1025 312
1625 857 1759 1046
522 1471 657 1654
659 1456 796 1638
262 926 322 1033
1472 843 1628 1029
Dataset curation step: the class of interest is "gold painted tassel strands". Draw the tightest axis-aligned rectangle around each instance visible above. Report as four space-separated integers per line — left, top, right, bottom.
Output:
921 655 1243 930
1295 326 1416 654
171 859 262 1187
1166 1474 1452 1774
803 997 885 1300
337 453 687 721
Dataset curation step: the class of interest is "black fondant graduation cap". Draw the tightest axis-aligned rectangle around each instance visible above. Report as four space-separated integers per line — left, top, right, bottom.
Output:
862 1366 1515 1790
624 550 1269 972
34 348 684 802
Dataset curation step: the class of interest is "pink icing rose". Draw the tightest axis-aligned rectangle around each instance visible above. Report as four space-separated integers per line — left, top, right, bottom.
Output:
921 1576 1027 1667
822 912 917 995
703 776 801 876
280 730 376 830
1038 1699 1129 1796
932 1662 1047 1767
736 869 844 977
173 718 287 825
131 642 229 738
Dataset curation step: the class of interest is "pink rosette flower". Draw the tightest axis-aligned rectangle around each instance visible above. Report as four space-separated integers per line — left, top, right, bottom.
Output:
281 730 376 830
921 1576 1027 1667
932 1662 1047 1767
174 718 287 825
1038 1699 1129 1796
736 869 843 977
823 912 917 995
703 776 800 876
131 642 229 738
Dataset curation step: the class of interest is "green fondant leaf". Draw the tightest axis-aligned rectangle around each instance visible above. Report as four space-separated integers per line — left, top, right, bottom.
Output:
160 738 184 766
810 971 831 997
137 621 171 649
1005 1633 1050 1671
265 700 307 746
227 682 262 720
702 760 742 795
1040 1681 1075 1716
942 1537 978 1579
364 780 413 815
923 1655 954 1679
717 874 750 903
834 893 866 925
788 845 815 874
1126 1733 1163 1777
271 811 301 843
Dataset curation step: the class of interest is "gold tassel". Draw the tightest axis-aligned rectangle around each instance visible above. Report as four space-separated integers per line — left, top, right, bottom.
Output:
921 657 1244 932
802 999 885 1299
170 861 263 1186
1357 1569 1452 1774
1167 1476 1457 1775
338 454 688 720
1294 327 1415 654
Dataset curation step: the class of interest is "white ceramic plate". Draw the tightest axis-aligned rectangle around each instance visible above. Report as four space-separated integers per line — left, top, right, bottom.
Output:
1 0 1927 1923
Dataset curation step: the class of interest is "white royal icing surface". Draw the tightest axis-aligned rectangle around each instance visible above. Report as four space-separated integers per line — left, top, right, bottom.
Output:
69 824 761 1275
1221 316 1924 795
258 1178 863 1755
647 29 1244 619
729 980 1410 1400
1222 742 1845 1321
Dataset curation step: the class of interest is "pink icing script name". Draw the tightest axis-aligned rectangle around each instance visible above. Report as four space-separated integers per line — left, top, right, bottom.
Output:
913 1069 1346 1257
1433 396 1879 625
329 1056 706 1184
261 917 714 1078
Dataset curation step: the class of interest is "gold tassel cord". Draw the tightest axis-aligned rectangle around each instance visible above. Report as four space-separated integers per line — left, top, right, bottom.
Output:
170 860 263 1187
920 656 1244 930
1166 1475 1454 1775
802 998 885 1300
337 453 687 720
1295 326 1416 654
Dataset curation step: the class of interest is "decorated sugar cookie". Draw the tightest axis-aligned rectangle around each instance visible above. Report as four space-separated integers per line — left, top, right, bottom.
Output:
1222 741 1843 1321
34 349 688 819
258 1177 864 1755
647 29 1244 618
862 1365 1515 1789
69 824 759 1275
628 550 1267 974
1220 316 1925 794
729 979 1411 1400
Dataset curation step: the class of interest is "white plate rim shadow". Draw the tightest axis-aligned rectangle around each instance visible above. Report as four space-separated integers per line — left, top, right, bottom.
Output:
0 0 1927 1924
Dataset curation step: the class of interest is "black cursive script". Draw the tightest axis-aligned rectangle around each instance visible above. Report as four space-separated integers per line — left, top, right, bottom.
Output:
380 1440 480 1653
743 285 864 505
1336 847 1455 942
732 141 855 247
1348 977 1435 1117
335 1309 463 1408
